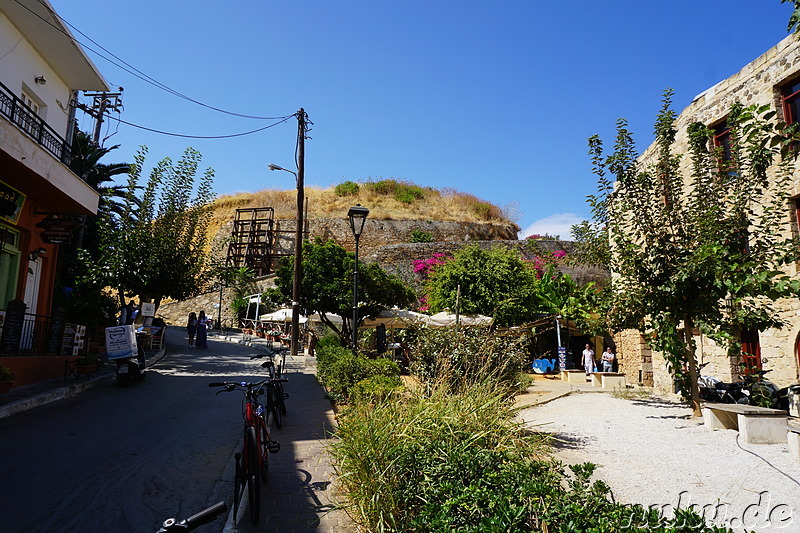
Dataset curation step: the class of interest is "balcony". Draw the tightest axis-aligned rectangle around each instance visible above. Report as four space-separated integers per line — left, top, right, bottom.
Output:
0 80 74 168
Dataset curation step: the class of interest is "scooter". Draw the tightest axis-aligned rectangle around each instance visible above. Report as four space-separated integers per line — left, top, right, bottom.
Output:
116 342 146 386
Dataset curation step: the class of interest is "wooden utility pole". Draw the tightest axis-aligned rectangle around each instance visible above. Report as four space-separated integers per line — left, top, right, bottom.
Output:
290 109 306 357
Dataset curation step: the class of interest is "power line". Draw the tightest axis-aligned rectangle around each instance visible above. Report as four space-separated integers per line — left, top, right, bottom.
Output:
104 113 297 139
17 0 287 120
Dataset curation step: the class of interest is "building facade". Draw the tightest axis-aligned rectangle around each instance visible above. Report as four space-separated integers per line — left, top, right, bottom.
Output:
618 34 800 393
0 0 108 387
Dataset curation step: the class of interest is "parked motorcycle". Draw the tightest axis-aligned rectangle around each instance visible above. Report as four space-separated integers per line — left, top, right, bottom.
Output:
699 365 788 409
116 342 146 386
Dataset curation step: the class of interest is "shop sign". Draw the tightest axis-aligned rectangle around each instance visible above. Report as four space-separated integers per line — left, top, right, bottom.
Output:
36 216 79 244
0 180 26 225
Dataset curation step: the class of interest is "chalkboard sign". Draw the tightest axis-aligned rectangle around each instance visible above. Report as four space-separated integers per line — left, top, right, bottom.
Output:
0 299 26 355
45 308 66 355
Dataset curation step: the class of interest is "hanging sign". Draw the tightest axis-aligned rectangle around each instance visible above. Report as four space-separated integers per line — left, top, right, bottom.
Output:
37 216 79 244
0 180 25 225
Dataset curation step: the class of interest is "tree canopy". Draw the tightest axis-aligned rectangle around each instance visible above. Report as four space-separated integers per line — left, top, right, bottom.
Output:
574 90 800 415
275 238 416 346
77 147 215 310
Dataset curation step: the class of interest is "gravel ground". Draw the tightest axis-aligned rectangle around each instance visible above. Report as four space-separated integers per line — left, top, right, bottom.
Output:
518 392 800 532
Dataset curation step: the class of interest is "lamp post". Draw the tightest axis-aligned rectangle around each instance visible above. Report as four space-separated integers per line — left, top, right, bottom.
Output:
348 204 369 353
268 161 303 356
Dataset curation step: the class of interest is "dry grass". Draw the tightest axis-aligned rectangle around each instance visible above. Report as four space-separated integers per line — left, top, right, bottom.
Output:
203 180 517 248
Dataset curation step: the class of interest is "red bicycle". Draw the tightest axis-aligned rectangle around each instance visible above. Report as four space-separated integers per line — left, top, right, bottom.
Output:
209 379 284 524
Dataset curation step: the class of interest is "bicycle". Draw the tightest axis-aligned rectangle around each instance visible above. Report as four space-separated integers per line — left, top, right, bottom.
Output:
250 350 289 428
209 379 284 524
156 501 227 532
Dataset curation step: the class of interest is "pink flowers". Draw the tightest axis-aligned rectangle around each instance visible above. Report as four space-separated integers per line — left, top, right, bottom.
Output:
412 253 451 278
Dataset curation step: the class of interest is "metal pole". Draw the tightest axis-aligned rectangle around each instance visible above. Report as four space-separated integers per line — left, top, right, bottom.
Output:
290 109 305 357
217 284 223 331
352 234 360 353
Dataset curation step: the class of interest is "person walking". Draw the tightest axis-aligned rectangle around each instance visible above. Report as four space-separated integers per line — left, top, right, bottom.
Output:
601 347 615 373
187 312 198 348
196 310 208 349
582 343 595 376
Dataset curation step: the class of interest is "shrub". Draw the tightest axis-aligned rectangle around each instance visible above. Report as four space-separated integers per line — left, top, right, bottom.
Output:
316 343 401 402
334 181 360 196
349 374 404 404
409 229 433 243
410 327 527 393
364 179 427 204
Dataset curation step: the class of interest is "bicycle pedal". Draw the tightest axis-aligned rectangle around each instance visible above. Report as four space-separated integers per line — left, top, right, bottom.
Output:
267 441 281 454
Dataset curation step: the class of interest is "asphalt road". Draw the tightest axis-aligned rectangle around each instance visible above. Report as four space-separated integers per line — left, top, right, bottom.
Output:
0 330 269 533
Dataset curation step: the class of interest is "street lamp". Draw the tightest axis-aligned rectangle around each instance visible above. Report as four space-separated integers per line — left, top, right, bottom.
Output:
269 162 303 357
348 204 369 353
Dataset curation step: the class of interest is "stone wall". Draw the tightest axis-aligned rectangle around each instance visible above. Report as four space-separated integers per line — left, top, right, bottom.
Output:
630 34 800 388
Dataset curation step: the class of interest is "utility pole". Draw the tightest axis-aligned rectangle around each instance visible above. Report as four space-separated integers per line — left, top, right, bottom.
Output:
82 91 123 144
73 91 123 249
290 109 307 357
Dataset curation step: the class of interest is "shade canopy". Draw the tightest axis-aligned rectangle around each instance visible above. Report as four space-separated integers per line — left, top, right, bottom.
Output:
260 308 308 324
360 308 428 329
426 311 493 327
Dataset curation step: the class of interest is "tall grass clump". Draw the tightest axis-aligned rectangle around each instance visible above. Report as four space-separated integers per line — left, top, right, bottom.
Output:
364 179 428 204
410 326 528 394
331 382 550 531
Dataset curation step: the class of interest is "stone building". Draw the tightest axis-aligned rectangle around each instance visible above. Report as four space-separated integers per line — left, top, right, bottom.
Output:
616 34 800 392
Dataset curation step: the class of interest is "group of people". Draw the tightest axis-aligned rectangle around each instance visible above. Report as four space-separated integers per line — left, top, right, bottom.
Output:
186 311 210 349
582 344 616 375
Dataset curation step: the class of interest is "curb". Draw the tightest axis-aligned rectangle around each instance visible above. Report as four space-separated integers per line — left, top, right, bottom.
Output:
0 345 167 421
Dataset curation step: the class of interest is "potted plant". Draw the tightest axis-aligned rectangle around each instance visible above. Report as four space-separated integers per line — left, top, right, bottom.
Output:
0 363 15 393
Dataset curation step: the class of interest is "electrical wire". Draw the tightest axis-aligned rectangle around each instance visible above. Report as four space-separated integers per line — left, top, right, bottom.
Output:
735 433 800 488
104 113 296 139
17 0 287 121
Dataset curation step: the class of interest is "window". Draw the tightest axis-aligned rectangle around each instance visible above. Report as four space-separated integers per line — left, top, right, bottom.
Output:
712 122 732 161
781 78 800 126
740 328 762 373
16 90 42 139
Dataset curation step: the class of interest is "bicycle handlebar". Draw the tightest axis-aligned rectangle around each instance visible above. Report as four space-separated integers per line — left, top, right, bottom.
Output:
208 378 287 389
157 501 227 532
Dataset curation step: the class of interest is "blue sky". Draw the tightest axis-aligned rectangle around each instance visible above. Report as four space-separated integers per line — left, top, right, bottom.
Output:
52 0 794 239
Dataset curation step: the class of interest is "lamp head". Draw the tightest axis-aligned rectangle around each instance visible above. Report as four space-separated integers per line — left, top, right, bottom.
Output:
34 76 46 85
268 163 282 171
347 204 370 238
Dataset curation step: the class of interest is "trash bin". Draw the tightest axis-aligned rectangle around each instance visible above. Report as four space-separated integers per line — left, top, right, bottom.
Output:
789 385 800 418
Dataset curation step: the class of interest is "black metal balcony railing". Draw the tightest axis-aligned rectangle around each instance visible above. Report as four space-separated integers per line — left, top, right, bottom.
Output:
0 79 74 167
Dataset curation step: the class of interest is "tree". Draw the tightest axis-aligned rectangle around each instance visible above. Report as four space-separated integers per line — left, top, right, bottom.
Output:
782 0 800 34
575 90 800 416
423 245 542 327
81 147 215 311
274 238 416 347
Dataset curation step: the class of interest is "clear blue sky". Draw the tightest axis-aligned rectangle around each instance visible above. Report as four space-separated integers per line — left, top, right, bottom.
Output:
52 0 794 238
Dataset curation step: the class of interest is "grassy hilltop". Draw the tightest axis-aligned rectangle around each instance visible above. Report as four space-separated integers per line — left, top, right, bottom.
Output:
207 178 518 237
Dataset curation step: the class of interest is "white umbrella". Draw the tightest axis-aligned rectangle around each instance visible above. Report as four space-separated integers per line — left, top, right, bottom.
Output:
426 311 493 327
260 308 307 324
360 308 427 329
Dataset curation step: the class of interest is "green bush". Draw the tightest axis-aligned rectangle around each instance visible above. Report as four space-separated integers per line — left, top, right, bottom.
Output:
349 374 404 404
363 179 427 204
410 327 527 393
409 229 433 243
316 343 401 402
334 181 360 196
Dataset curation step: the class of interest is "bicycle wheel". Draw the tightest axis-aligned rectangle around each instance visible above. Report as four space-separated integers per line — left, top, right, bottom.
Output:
269 387 282 429
245 426 261 524
277 382 287 416
258 419 270 482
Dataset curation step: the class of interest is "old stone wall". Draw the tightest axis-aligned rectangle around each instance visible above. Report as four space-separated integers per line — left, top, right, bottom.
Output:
615 330 654 387
632 34 800 388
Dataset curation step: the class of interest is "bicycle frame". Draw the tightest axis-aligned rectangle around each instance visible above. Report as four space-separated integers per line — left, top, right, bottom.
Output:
209 380 281 524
